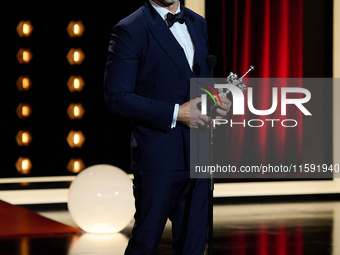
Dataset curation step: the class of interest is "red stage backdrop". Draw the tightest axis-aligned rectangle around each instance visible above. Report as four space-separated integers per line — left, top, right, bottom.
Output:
221 0 304 169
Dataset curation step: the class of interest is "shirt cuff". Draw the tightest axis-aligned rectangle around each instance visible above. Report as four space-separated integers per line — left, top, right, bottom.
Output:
171 104 179 129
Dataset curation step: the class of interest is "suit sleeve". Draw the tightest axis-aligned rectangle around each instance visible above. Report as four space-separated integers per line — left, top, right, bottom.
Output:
103 24 175 133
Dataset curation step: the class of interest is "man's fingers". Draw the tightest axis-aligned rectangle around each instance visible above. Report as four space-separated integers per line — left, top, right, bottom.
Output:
196 119 206 127
190 114 210 128
218 98 231 106
199 114 210 123
192 118 205 128
216 108 227 117
217 88 223 93
192 97 202 106
214 98 231 116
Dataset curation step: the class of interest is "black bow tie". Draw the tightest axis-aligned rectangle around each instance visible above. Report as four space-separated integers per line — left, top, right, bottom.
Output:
167 9 186 28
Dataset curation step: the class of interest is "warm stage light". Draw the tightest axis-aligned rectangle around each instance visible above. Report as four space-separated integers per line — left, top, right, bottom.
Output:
67 103 85 120
67 76 85 92
16 76 32 91
16 48 33 64
16 103 32 119
74 52 79 62
67 48 85 65
16 21 34 37
15 157 33 174
67 130 85 148
67 21 85 37
15 130 33 146
67 158 85 173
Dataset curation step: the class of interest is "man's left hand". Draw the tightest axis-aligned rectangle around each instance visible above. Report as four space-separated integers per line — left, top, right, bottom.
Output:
214 97 232 119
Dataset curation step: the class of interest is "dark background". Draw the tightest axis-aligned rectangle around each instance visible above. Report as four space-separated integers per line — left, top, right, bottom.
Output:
0 0 333 178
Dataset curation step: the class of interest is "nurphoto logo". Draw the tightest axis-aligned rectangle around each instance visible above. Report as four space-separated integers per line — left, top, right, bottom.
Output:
198 78 312 128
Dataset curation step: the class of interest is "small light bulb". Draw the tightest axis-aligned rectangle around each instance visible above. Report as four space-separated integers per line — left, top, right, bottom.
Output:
22 105 29 116
21 132 29 144
74 133 80 144
74 106 79 117
74 24 80 35
23 23 30 35
22 51 30 62
74 51 80 62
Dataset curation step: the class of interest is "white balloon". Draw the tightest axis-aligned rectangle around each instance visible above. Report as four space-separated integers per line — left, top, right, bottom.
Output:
68 164 134 233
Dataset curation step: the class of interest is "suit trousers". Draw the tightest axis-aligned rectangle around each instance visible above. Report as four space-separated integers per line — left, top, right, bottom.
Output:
124 170 209 255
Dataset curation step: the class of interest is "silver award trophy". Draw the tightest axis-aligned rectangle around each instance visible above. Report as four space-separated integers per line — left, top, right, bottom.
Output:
218 65 254 98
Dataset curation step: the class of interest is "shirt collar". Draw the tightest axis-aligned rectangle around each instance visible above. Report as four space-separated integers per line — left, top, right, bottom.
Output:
149 0 181 21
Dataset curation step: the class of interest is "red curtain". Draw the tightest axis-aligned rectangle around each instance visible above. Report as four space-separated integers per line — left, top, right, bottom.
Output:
222 0 303 168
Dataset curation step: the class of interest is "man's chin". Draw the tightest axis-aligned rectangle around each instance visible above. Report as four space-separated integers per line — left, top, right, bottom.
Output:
157 0 179 6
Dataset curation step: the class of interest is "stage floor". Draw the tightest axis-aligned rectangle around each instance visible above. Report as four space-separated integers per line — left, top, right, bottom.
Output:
0 200 339 255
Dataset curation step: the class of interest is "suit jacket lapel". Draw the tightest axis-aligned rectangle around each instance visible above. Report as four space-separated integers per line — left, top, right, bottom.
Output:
143 1 192 83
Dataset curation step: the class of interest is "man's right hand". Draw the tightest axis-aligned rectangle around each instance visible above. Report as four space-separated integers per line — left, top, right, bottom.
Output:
177 97 210 128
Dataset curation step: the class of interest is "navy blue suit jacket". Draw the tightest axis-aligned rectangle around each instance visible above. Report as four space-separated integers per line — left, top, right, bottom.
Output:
104 1 210 171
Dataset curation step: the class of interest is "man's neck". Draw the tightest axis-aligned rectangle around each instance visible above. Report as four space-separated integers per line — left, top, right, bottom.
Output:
152 0 179 13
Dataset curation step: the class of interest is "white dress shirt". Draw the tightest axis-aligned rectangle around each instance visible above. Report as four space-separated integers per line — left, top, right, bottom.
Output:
149 0 195 128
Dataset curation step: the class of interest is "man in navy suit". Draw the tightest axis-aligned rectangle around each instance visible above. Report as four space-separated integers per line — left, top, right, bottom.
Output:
104 0 231 254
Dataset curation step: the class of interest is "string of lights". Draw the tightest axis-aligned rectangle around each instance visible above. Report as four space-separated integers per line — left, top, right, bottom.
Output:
66 21 86 173
15 21 34 174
